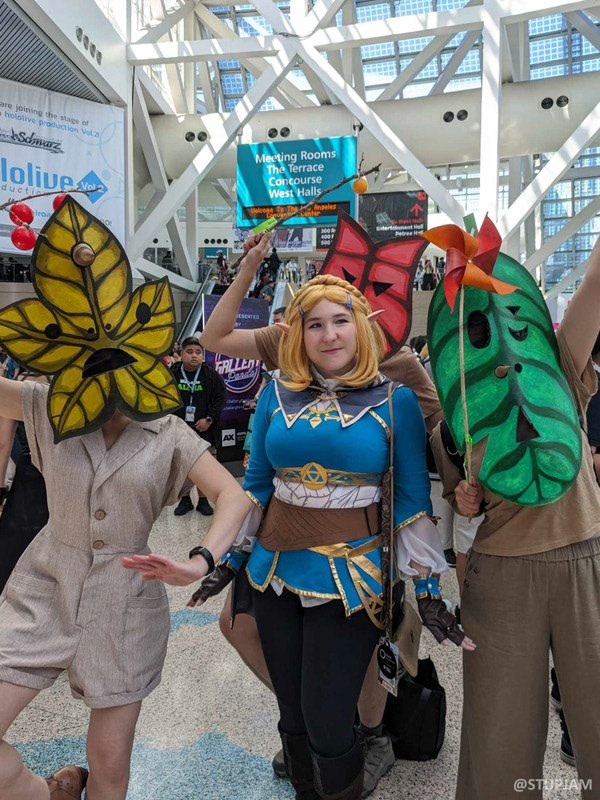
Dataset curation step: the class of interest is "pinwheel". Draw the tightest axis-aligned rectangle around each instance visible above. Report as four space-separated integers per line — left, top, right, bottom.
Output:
423 215 517 313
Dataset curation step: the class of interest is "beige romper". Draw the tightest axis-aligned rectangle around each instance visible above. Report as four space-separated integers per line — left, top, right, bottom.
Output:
0 381 209 708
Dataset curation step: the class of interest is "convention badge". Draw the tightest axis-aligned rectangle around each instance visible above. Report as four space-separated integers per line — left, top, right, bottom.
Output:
377 636 402 696
185 405 196 422
0 197 182 442
426 219 582 506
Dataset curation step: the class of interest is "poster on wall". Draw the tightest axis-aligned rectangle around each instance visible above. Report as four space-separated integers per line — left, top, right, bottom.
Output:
233 225 315 253
359 191 428 241
237 136 357 228
0 77 125 252
202 295 270 462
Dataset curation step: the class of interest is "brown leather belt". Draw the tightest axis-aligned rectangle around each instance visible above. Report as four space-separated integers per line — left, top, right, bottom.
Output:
259 496 381 552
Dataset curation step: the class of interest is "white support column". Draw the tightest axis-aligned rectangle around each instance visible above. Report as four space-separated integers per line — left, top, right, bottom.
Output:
499 102 600 238
132 76 196 280
296 42 466 223
185 188 198 278
478 1 502 219
523 195 600 274
544 259 588 301
128 40 298 261
184 12 197 114
503 157 522 258
124 75 136 248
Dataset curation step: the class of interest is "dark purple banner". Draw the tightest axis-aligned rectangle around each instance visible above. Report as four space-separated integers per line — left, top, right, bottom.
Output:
202 295 270 462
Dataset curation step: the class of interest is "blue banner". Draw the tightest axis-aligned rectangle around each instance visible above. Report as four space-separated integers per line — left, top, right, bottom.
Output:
237 136 357 228
202 295 269 462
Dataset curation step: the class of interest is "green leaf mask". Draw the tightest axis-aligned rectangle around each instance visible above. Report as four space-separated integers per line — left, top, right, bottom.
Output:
427 252 582 506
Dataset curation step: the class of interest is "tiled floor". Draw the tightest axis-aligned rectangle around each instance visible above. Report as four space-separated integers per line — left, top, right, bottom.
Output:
6 495 579 799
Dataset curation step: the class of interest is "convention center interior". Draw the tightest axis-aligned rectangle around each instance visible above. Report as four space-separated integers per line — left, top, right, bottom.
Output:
0 0 599 799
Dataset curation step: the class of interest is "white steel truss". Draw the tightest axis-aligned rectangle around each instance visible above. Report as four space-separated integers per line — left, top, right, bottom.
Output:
28 0 599 298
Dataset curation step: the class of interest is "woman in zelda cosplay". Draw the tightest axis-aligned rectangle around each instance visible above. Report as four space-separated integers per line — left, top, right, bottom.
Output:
425 219 600 799
196 215 471 797
184 266 474 800
0 198 250 800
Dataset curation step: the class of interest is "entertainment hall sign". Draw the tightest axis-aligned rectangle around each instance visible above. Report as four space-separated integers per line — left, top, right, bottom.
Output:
237 136 357 228
0 77 125 253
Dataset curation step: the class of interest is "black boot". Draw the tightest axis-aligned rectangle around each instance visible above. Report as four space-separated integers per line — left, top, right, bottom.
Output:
559 709 576 767
280 728 319 800
311 736 364 800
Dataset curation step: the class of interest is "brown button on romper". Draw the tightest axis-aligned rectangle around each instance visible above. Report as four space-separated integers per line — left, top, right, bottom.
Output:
0 382 209 708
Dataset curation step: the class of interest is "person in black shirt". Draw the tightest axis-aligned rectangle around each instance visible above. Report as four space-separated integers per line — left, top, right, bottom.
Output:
171 337 227 515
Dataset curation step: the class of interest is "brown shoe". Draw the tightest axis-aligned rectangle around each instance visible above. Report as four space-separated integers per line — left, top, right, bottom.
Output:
45 765 89 798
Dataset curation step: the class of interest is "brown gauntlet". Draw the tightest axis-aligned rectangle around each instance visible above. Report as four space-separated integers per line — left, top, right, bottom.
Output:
189 563 236 605
417 597 465 646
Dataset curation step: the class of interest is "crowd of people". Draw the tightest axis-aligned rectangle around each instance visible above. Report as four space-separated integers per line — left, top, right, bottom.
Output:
0 194 599 800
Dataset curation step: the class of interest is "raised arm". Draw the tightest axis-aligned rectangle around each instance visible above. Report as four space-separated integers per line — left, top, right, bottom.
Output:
200 234 271 359
0 376 25 421
560 236 600 377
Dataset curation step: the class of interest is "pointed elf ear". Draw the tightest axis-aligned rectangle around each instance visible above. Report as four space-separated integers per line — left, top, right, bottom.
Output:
275 322 291 335
367 309 385 321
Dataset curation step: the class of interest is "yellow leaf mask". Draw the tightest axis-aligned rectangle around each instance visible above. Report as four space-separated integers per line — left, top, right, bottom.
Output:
0 197 182 441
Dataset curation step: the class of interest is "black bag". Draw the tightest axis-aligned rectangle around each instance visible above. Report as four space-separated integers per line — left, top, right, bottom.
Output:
383 657 446 761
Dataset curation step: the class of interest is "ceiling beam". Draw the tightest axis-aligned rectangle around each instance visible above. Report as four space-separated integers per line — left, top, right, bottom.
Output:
134 258 199 292
195 5 317 108
565 10 600 50
135 0 200 44
524 195 600 273
128 39 298 261
430 30 480 95
297 41 466 223
128 37 279 64
499 100 600 238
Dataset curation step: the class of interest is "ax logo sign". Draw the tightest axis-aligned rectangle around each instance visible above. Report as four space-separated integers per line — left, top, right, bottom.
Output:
221 429 236 447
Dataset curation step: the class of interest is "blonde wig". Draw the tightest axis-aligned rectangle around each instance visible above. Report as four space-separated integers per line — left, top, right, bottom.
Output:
278 275 386 391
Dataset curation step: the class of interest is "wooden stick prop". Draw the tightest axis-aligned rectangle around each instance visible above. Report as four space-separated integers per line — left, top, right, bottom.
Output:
251 158 381 234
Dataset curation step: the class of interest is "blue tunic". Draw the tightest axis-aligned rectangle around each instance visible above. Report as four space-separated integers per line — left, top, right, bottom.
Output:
226 377 432 621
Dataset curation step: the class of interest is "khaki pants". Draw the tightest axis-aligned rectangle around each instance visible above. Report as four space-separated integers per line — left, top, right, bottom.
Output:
457 536 600 800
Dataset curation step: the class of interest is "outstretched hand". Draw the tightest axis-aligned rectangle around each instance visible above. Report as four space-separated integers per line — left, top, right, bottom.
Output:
122 554 208 586
417 597 476 651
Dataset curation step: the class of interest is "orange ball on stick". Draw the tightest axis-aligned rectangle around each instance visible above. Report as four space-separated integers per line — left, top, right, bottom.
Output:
353 176 368 194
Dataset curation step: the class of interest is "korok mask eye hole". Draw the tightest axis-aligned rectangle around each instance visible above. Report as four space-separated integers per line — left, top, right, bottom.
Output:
467 310 492 349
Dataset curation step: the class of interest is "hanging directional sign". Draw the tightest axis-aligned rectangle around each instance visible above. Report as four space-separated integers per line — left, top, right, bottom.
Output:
359 191 428 241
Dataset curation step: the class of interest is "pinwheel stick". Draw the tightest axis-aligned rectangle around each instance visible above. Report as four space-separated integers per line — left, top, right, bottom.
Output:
252 162 381 234
458 284 474 486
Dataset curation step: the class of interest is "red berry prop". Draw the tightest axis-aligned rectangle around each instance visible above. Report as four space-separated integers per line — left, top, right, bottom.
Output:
11 226 38 251
9 203 34 226
53 193 68 211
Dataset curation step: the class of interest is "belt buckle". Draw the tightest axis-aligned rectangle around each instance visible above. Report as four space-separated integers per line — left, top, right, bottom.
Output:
300 462 329 490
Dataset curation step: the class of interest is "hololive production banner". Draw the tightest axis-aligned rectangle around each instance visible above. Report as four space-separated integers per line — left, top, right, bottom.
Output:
359 190 428 241
202 295 270 462
237 136 357 228
0 77 125 252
